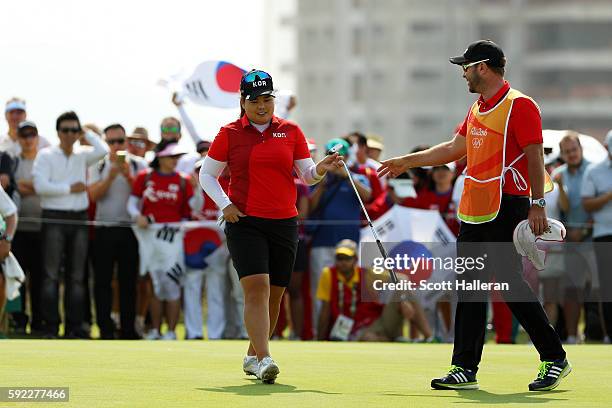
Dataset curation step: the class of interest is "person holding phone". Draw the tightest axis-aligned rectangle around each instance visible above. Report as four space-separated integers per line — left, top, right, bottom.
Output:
88 124 147 339
199 69 342 383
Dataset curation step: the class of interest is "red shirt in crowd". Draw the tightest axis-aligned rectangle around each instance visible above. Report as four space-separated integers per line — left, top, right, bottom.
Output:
132 170 194 223
402 188 460 236
458 81 543 196
208 115 311 219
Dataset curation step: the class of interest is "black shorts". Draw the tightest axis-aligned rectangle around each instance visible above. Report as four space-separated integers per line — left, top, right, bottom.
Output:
225 216 298 287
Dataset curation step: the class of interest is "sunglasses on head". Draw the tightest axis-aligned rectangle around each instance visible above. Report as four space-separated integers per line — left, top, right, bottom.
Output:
59 127 81 134
107 138 125 145
161 126 180 133
129 139 146 148
243 70 270 83
461 58 489 72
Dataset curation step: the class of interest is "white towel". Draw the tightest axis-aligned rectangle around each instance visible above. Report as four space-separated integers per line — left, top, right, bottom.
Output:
3 252 25 301
513 218 566 271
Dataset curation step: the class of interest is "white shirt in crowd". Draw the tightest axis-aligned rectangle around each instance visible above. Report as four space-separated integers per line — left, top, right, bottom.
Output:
32 132 109 211
0 133 51 158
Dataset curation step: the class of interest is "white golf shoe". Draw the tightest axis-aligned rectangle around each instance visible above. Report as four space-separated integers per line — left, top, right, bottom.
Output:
243 356 258 376
257 356 280 384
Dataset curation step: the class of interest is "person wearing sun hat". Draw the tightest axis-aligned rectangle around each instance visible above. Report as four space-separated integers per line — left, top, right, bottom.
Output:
127 139 203 341
126 127 156 158
199 69 343 383
366 134 384 162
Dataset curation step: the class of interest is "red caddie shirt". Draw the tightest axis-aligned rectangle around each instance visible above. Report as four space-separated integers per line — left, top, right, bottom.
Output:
458 81 543 196
208 115 310 219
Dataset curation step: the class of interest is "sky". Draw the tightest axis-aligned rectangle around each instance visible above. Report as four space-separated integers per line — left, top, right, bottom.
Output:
0 0 265 147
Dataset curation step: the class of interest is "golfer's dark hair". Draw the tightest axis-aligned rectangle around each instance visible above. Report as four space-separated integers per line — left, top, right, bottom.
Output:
56 111 81 131
103 123 126 135
239 96 246 119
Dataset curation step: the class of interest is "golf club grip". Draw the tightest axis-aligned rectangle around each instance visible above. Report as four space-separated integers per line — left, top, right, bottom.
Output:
376 239 399 284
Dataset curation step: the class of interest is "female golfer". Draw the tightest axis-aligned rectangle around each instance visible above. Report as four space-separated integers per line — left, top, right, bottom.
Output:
199 69 341 383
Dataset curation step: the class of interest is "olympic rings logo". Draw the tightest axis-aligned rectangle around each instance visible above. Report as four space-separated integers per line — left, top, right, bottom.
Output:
472 138 484 149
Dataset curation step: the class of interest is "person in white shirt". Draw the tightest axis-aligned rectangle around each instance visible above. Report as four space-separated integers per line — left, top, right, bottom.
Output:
0 184 18 329
32 111 109 339
0 97 51 157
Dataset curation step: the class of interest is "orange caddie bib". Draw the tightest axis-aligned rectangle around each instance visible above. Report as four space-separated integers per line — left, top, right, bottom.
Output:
457 88 553 224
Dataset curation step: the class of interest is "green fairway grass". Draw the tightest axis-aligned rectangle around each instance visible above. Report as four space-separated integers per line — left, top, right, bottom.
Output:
0 341 608 407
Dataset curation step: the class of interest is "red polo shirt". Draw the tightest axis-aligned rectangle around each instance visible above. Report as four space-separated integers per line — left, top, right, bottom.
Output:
208 115 311 219
458 81 543 196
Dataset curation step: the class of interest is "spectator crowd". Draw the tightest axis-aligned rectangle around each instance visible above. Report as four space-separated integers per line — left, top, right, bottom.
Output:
0 95 611 345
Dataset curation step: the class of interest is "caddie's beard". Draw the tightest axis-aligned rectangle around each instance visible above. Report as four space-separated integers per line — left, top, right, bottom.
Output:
468 71 484 94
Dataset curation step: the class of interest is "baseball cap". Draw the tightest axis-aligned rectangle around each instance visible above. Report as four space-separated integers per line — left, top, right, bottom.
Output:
5 98 26 113
335 239 357 258
240 69 275 101
18 120 37 132
325 138 350 157
155 143 187 158
449 40 505 68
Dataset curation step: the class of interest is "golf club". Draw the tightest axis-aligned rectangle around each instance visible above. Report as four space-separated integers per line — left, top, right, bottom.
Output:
327 143 399 284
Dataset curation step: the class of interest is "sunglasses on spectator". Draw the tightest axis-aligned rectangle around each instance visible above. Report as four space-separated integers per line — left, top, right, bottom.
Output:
335 255 354 262
129 140 146 148
161 126 180 133
59 127 81 134
18 131 38 139
107 138 126 145
462 59 489 72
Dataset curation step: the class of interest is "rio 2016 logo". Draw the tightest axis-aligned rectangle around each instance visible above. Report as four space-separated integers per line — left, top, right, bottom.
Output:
472 138 484 149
